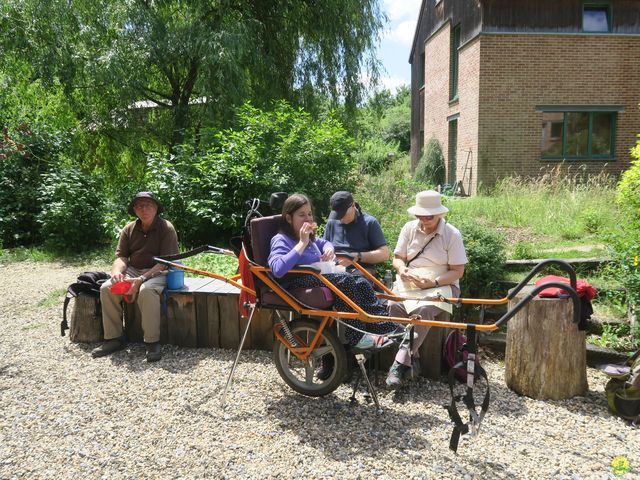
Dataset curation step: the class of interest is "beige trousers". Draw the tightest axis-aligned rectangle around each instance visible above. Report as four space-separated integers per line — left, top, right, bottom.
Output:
100 267 166 343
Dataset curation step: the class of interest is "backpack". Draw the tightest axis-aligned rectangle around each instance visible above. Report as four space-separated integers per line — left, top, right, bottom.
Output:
603 349 640 425
443 329 482 383
61 271 110 336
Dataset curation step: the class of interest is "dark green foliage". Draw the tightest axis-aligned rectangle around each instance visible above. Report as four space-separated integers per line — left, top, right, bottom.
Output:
611 144 640 324
353 138 399 175
450 219 507 298
145 102 356 246
38 166 108 251
380 104 410 152
415 136 445 186
0 125 68 247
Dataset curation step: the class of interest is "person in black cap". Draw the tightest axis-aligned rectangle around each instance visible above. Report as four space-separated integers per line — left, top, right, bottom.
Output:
91 192 179 362
323 191 389 278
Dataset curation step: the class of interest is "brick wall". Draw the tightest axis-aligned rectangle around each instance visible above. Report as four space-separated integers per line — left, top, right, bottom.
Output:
420 31 640 193
423 24 482 194
477 34 640 189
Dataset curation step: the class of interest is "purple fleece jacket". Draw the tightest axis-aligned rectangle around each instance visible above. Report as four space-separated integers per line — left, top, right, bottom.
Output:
268 233 332 278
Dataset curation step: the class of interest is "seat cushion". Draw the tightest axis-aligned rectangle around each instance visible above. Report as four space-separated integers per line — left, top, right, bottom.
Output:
261 286 334 309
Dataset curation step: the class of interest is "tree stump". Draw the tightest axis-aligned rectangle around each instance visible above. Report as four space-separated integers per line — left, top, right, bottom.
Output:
505 285 587 400
69 294 103 343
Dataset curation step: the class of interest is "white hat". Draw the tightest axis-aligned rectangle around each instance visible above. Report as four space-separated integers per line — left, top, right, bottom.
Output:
407 190 449 216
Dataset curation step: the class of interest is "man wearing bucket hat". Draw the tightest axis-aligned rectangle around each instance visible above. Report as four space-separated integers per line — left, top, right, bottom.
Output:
91 192 179 362
386 190 467 388
323 191 389 277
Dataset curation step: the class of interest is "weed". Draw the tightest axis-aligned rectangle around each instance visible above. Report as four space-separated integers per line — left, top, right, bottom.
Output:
37 288 67 308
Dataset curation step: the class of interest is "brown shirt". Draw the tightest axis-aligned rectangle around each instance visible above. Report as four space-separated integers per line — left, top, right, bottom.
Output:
116 217 179 269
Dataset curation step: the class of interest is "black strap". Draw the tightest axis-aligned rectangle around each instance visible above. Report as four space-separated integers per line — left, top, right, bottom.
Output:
406 235 436 267
444 325 491 453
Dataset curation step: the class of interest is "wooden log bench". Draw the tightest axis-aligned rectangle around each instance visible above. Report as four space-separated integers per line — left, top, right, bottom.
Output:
71 277 449 379
123 277 275 350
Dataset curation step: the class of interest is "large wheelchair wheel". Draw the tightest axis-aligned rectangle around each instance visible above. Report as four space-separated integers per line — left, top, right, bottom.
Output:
273 318 347 397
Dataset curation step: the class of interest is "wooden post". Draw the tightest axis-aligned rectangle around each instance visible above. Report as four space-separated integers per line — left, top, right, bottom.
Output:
69 294 103 343
505 285 588 400
167 293 197 347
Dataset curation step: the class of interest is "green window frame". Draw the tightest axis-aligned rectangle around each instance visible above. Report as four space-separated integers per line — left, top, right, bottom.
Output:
540 110 617 160
583 2 612 33
449 24 460 101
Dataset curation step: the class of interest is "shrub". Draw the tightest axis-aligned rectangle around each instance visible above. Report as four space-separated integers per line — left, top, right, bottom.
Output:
38 165 108 251
353 137 399 175
145 101 357 246
0 125 68 247
612 140 640 330
512 241 538 260
380 103 410 152
456 220 507 297
415 136 445 186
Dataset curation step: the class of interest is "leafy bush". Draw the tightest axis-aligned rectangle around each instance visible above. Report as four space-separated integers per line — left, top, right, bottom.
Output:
512 241 538 260
145 101 357 246
580 207 604 234
38 165 108 251
612 145 640 327
0 125 68 247
353 137 399 175
380 103 410 152
415 136 445 186
456 220 507 297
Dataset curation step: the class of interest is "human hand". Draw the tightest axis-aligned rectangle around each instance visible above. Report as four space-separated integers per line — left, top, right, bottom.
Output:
298 222 317 246
398 266 412 281
125 277 143 295
321 245 335 261
111 272 126 283
409 275 436 290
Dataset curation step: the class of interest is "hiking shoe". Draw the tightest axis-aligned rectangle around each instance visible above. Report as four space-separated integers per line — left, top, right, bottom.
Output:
353 333 394 352
91 337 126 358
386 360 410 388
145 342 162 362
315 354 335 381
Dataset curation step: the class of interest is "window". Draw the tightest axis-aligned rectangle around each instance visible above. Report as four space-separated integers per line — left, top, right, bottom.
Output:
450 25 460 101
583 4 611 32
540 111 616 159
419 52 425 88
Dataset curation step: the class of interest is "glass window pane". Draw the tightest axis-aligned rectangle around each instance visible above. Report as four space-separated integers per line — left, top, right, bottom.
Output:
541 112 564 157
583 7 609 32
591 112 613 156
566 112 589 157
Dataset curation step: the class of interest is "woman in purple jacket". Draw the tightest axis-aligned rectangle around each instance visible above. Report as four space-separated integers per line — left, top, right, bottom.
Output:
268 193 399 349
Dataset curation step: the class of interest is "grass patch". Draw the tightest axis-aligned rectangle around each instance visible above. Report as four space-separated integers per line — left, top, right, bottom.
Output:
587 323 638 352
180 252 238 278
1 246 113 267
21 323 46 331
37 288 68 308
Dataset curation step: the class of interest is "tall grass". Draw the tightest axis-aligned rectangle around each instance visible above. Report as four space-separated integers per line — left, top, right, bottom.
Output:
446 166 620 242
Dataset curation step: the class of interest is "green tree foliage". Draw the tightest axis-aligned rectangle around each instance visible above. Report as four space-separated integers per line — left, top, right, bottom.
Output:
145 102 356 246
38 166 108 251
354 86 409 174
415 136 445 186
0 125 69 247
611 136 640 315
2 0 384 154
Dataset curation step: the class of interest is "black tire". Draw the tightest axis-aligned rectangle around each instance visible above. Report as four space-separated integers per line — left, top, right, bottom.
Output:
273 318 347 397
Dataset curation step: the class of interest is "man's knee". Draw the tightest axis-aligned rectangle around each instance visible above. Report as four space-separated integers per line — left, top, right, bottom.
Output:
389 301 408 317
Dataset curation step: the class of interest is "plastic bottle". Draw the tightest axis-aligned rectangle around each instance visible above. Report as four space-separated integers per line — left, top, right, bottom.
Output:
384 270 393 289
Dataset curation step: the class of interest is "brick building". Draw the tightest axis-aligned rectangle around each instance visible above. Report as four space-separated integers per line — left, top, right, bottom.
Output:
410 0 640 194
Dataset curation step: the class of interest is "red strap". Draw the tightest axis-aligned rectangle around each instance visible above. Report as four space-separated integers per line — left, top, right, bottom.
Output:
238 248 256 318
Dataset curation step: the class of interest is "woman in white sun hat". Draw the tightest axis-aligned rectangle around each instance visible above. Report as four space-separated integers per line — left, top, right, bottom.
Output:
386 190 468 388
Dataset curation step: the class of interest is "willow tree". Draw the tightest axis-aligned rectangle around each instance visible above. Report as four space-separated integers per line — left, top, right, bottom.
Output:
1 0 384 152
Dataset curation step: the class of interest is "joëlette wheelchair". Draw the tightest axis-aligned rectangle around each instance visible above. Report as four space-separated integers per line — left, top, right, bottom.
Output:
154 197 582 452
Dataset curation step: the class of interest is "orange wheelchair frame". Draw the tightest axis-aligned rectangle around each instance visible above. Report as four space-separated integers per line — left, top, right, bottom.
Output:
155 222 581 452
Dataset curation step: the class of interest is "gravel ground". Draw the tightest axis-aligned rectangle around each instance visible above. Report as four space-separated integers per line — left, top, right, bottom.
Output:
1 261 638 479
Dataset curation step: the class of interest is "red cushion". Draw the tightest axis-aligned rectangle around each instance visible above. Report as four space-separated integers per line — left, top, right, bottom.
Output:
534 275 597 300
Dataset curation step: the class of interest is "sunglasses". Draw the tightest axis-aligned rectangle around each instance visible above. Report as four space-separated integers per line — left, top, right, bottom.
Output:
416 215 436 221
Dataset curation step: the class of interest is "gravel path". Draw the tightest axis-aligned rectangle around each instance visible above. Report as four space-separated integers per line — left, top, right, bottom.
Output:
0 261 638 479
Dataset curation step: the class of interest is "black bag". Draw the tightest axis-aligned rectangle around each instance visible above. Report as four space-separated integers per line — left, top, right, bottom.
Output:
61 271 110 336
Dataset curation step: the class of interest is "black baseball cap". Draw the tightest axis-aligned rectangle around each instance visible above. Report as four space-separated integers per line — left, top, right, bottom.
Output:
127 192 164 216
329 191 354 220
